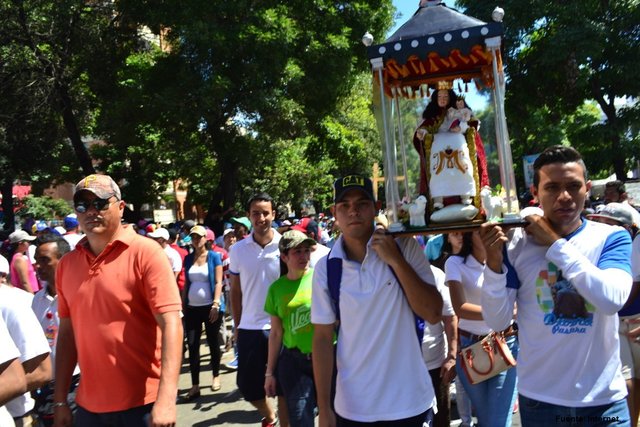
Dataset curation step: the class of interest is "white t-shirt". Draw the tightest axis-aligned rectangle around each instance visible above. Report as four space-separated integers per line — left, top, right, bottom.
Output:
31 284 80 379
0 285 50 417
445 254 491 335
632 234 640 282
483 220 632 407
63 233 83 250
422 266 455 370
310 243 330 268
229 231 282 330
0 314 19 368
164 245 183 273
0 317 18 427
312 235 437 422
187 264 213 306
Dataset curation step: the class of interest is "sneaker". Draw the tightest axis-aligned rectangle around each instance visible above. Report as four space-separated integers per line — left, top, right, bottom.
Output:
261 417 278 427
224 356 238 370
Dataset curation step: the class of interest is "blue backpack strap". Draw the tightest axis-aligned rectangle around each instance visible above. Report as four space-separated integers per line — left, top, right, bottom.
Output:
389 241 425 345
326 247 342 323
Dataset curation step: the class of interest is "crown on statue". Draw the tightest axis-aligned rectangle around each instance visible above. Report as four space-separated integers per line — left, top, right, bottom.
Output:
436 80 453 90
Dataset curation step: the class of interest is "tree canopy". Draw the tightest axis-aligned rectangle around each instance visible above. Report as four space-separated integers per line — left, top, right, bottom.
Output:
456 0 640 182
1 0 394 227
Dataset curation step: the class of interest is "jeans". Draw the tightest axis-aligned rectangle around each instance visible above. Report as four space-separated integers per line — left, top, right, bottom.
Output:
456 334 518 427
33 374 80 426
278 348 316 427
454 375 475 427
75 403 153 427
519 395 630 427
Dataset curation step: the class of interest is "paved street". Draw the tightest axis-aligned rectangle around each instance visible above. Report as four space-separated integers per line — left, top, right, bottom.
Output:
176 336 521 426
176 345 266 426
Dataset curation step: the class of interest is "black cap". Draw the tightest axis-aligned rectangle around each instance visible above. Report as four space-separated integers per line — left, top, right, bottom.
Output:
333 175 375 204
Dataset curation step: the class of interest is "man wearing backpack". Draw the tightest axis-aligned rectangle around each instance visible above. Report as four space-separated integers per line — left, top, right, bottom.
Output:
311 175 443 427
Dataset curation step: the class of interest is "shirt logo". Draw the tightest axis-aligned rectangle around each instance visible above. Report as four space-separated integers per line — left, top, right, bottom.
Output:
536 262 594 335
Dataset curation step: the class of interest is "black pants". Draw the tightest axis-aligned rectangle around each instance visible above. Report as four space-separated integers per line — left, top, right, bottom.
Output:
76 403 153 427
336 408 433 427
428 367 450 427
185 305 224 385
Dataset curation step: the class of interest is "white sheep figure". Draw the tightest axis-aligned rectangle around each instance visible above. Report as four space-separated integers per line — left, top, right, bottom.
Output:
480 186 503 221
406 195 427 227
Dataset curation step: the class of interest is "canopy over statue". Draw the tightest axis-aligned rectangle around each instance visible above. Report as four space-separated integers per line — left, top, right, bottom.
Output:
366 0 520 233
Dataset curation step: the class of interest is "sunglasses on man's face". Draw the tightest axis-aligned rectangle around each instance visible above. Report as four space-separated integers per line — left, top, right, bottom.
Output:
74 198 117 213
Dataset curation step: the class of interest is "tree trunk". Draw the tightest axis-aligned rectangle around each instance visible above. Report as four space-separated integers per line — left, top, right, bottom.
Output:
56 81 95 175
206 158 239 222
1 178 15 231
611 133 626 181
591 83 625 180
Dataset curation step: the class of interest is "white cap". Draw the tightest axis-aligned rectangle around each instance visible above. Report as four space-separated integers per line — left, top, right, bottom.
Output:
9 230 36 244
147 228 170 240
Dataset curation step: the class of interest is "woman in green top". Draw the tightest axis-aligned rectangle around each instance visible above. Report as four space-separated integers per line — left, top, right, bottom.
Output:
264 230 318 427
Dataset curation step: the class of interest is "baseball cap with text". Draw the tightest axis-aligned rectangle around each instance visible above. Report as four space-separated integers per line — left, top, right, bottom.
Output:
74 174 121 200
333 175 375 204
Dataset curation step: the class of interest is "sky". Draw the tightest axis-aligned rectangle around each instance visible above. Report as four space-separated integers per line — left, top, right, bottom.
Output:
388 0 488 109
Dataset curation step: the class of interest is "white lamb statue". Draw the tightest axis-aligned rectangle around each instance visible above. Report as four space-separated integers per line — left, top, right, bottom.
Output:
405 195 427 227
480 186 503 221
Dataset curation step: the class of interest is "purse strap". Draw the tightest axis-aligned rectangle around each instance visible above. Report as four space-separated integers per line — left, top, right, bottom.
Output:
464 334 496 376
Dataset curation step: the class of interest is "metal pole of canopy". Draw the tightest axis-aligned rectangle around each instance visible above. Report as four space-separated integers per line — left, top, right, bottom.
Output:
371 58 402 227
392 87 411 202
486 36 520 221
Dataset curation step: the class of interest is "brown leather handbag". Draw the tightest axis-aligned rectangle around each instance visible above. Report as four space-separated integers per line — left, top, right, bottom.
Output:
459 324 518 385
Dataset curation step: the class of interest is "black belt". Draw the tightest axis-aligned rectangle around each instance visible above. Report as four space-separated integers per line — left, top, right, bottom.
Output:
458 329 488 342
13 410 34 421
285 347 312 360
459 323 518 343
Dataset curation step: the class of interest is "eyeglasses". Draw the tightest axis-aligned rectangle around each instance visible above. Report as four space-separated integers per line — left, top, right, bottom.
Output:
74 198 117 213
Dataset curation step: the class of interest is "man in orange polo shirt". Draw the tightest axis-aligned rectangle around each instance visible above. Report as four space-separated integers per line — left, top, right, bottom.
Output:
53 174 183 427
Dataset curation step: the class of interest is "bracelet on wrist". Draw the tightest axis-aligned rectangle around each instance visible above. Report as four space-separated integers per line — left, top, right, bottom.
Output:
53 402 68 408
265 373 273 377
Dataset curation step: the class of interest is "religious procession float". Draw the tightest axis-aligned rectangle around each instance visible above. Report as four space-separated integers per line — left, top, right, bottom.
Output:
366 0 523 234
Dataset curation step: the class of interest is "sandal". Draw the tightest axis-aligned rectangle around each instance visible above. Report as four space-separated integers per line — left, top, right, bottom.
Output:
184 387 201 402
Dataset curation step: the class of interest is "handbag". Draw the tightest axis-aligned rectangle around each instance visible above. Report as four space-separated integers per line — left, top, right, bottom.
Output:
459 324 518 385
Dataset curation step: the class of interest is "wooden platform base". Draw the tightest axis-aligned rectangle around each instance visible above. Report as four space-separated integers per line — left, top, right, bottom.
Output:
386 219 529 237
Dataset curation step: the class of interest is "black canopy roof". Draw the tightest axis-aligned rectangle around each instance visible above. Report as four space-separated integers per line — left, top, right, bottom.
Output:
366 1 503 91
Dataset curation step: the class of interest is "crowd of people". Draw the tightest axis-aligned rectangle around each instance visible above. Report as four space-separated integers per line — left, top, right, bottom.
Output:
0 145 639 427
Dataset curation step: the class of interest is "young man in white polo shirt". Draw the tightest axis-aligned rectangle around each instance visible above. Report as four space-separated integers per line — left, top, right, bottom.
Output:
312 175 443 426
229 193 288 427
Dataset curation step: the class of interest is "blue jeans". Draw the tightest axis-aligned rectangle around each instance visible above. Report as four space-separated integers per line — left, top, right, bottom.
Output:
519 395 630 427
456 333 518 427
278 347 316 427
